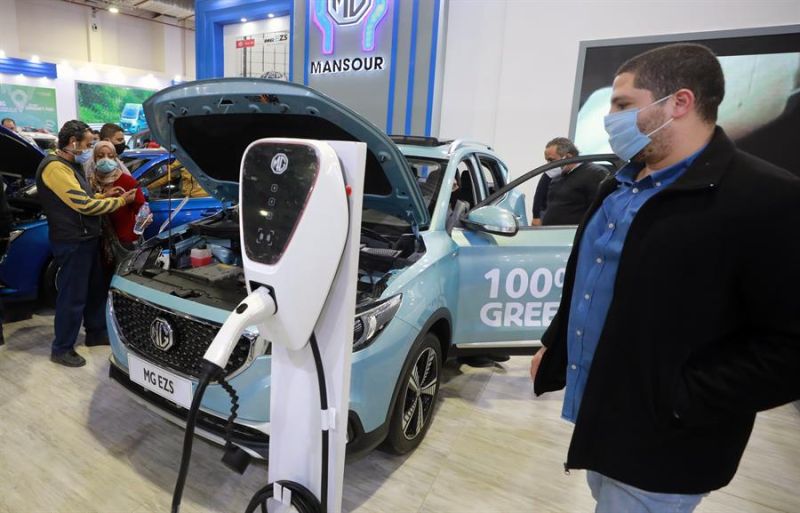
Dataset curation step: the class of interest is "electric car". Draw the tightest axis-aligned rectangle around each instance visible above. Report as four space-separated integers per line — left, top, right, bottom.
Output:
106 78 613 458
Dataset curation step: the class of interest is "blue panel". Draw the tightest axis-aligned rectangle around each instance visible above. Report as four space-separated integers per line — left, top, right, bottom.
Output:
303 1 310 85
0 57 58 79
195 0 294 79
385 0 402 133
404 0 420 135
425 0 441 137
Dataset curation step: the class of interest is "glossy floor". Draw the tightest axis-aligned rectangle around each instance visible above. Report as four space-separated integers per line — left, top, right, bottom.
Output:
1 312 798 513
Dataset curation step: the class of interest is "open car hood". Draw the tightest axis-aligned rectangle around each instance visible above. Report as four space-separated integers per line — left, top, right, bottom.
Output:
144 78 429 227
0 126 45 178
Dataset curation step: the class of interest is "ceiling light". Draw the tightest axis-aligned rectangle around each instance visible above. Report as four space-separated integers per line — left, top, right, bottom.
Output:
30 55 40 63
241 17 247 23
0 50 6 58
109 6 119 14
268 13 275 18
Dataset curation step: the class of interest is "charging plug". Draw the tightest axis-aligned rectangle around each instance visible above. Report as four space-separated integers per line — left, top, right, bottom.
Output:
203 287 277 368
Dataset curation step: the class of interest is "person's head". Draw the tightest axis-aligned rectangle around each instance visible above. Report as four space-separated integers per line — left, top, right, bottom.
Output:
57 120 93 163
92 140 121 179
100 123 127 154
1 118 16 131
91 129 100 144
544 137 580 171
608 43 724 164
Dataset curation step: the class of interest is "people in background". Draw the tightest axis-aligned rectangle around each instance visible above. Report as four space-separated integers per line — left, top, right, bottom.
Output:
90 129 100 146
530 43 800 513
89 141 149 247
1 117 36 145
36 120 137 368
148 160 209 199
538 137 607 226
99 123 132 176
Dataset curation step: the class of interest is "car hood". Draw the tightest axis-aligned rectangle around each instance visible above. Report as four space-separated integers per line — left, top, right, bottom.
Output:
0 125 45 178
143 78 429 227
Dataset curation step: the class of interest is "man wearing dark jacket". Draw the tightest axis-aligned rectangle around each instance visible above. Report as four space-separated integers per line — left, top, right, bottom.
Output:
530 43 800 513
37 120 136 367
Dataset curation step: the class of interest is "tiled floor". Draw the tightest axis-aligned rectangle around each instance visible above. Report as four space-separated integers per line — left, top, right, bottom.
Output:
1 311 798 512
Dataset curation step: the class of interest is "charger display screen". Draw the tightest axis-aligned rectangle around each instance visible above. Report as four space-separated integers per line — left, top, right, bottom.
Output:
241 143 319 265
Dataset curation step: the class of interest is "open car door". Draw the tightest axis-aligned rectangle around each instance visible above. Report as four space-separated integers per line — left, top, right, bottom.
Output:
451 154 620 356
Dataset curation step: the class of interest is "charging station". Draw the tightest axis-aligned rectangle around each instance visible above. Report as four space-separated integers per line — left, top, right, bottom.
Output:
171 138 366 513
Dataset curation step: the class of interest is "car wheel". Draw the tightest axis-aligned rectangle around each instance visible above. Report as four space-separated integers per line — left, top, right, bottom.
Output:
41 259 60 308
383 332 442 454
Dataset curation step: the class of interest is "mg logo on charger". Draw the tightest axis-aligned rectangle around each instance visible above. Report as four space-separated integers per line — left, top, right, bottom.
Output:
328 0 372 25
150 318 174 351
271 153 289 174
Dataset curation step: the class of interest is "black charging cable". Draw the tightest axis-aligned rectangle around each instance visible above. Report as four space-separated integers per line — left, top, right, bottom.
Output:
171 360 223 513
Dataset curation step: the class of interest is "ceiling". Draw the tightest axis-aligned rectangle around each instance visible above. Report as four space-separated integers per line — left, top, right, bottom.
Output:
60 0 195 29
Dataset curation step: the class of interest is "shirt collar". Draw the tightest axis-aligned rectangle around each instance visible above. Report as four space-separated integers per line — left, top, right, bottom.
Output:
615 144 708 189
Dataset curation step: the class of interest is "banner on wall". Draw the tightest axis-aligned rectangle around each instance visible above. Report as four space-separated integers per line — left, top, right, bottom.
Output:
0 83 58 133
76 82 156 134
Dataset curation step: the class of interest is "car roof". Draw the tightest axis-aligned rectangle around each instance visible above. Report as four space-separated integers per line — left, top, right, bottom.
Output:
395 137 497 161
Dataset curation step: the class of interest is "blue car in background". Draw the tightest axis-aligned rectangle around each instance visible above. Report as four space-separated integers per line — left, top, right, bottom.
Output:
0 126 223 306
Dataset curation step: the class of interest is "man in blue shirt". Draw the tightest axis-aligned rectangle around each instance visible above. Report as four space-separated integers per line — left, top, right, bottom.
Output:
531 43 800 513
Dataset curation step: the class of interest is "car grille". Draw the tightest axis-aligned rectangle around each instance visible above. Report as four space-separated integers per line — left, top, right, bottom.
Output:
110 290 254 379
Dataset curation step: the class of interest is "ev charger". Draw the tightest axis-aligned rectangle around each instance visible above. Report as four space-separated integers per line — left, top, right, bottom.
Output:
170 138 366 513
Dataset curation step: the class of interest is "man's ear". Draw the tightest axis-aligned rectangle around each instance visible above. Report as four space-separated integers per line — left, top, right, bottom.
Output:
672 88 695 119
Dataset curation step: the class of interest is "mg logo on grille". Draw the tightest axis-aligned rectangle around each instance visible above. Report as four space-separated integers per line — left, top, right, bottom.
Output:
150 318 174 352
328 0 372 25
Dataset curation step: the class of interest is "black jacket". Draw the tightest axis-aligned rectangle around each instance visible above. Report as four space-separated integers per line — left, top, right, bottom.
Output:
542 162 607 225
35 155 101 243
532 173 551 220
534 127 800 494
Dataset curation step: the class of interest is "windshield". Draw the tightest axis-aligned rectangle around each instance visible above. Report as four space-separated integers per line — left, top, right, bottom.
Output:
122 105 139 118
121 157 152 174
406 157 446 213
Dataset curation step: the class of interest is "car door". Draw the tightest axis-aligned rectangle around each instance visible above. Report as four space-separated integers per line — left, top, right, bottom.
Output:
450 154 618 354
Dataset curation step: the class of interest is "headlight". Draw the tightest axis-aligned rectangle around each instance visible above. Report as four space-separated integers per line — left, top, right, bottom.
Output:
353 294 402 351
9 230 23 243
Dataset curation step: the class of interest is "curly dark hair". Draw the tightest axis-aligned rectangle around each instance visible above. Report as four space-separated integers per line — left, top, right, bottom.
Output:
57 120 91 150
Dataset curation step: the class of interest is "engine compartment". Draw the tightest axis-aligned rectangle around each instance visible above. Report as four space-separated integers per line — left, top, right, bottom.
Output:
118 206 425 311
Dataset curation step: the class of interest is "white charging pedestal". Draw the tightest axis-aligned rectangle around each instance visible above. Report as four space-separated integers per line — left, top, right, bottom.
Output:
240 139 366 513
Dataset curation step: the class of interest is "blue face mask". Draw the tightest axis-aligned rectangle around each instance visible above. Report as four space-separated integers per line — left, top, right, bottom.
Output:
95 158 118 174
75 148 92 165
603 95 673 161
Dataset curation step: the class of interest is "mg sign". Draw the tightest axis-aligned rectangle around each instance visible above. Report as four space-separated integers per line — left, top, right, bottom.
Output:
328 0 372 25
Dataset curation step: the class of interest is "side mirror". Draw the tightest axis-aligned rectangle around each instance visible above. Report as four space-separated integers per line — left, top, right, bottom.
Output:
463 205 518 236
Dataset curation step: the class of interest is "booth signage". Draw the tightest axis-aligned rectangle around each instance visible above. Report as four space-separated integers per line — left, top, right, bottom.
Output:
236 38 256 49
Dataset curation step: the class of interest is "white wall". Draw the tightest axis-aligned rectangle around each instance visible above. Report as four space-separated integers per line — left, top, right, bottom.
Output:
0 0 195 129
439 0 800 182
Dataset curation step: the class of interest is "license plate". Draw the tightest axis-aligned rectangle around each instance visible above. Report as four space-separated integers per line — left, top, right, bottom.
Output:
128 353 194 409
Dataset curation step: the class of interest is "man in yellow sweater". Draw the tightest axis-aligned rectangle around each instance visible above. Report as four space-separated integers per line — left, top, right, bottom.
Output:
36 120 137 367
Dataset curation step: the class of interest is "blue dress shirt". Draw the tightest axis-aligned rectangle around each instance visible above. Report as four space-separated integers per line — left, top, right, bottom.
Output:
562 148 705 422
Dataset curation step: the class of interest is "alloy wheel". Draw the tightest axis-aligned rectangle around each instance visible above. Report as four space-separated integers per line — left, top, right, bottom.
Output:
401 347 439 440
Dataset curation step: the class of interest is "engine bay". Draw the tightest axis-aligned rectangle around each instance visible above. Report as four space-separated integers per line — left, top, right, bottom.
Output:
118 207 424 311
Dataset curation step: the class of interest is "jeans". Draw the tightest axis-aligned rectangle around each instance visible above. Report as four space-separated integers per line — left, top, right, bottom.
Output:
50 238 108 356
587 471 705 513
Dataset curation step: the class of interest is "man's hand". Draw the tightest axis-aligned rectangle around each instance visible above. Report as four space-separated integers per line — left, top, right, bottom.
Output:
107 186 126 197
530 346 547 383
122 188 137 205
531 218 543 226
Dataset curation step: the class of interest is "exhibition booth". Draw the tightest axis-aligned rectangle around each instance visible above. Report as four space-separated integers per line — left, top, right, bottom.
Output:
0 1 799 512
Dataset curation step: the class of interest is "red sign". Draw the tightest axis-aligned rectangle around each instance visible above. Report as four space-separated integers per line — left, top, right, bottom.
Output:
236 39 255 49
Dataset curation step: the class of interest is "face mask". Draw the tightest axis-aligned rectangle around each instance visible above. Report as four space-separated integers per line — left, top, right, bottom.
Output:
545 167 562 178
603 95 673 161
95 158 118 174
114 142 128 156
74 148 92 165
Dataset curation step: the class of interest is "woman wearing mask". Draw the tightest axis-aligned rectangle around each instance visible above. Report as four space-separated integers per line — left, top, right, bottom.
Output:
89 141 149 247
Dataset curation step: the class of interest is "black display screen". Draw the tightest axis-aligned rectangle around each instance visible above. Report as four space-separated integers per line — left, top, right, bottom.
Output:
241 143 319 265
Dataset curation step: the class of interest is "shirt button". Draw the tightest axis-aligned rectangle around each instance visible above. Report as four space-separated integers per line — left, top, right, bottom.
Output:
576 330 582 336
584 293 591 300
655 181 662 187
596 257 603 264
632 187 639 193
608 223 615 229
570 364 578 370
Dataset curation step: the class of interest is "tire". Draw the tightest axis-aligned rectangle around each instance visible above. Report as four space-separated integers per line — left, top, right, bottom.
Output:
40 259 60 308
383 332 442 455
